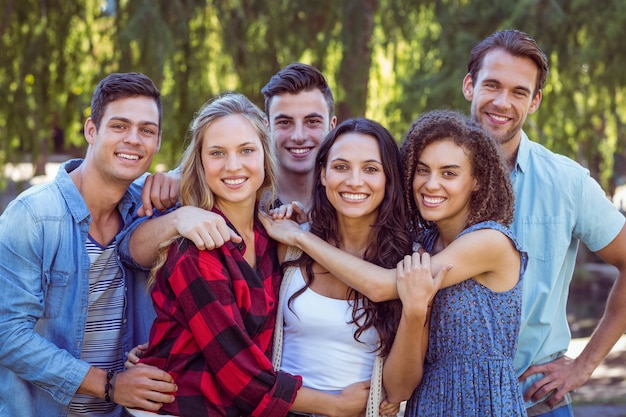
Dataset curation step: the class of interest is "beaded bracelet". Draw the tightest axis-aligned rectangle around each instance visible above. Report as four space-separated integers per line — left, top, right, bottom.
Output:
104 369 115 403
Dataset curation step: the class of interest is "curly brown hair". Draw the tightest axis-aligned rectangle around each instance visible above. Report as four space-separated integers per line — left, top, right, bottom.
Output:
400 110 514 234
286 118 410 358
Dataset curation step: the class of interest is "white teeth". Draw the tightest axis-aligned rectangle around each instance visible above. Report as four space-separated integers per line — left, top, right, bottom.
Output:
223 178 246 185
424 196 445 204
117 153 139 160
489 113 509 122
341 193 367 201
289 148 312 155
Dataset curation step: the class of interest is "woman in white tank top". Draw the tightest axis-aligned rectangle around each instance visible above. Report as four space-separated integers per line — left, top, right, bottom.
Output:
267 118 445 417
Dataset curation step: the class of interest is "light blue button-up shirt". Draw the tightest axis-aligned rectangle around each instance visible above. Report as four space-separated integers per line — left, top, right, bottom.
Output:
510 132 625 407
0 159 155 417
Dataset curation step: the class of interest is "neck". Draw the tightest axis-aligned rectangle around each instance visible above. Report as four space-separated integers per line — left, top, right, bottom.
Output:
69 163 127 221
277 167 314 208
215 200 256 235
336 216 373 258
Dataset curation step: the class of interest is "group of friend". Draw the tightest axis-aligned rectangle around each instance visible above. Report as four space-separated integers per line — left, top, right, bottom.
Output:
0 29 624 417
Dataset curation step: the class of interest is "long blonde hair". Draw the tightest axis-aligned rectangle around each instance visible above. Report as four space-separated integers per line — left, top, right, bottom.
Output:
147 92 277 287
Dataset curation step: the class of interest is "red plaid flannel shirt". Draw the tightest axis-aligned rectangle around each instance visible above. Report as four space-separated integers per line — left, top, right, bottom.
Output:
140 211 302 417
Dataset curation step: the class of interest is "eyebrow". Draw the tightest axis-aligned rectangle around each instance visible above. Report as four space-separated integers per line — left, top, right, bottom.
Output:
331 157 383 164
109 116 159 128
418 161 461 169
483 78 532 95
273 112 325 120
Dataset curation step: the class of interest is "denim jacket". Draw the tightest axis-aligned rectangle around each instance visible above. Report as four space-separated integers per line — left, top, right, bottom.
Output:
0 159 155 417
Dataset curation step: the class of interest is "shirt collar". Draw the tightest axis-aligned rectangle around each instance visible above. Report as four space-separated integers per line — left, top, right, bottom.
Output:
513 130 531 175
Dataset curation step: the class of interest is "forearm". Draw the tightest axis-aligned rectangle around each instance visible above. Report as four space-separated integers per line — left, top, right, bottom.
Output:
294 232 398 302
291 387 343 416
76 366 107 398
574 271 626 375
129 212 180 267
382 310 429 403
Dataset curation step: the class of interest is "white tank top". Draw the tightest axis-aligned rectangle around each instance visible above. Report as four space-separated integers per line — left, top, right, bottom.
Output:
279 267 378 393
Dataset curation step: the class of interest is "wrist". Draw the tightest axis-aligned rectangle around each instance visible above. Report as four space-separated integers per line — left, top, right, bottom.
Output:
104 369 116 403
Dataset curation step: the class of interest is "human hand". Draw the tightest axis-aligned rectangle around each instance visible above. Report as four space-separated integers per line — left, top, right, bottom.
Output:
519 355 590 407
138 171 181 217
333 380 370 417
174 206 241 249
269 201 308 224
113 364 177 411
396 252 449 318
258 210 305 246
125 342 148 369
379 398 400 417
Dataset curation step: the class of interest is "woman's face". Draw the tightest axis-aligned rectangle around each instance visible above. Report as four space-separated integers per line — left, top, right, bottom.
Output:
201 114 265 210
412 139 478 228
321 132 386 222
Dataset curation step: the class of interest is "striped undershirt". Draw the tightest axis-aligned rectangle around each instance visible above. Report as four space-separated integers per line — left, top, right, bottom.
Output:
69 236 125 417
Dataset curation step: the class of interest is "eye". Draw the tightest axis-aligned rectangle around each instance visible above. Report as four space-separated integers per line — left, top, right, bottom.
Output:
306 118 322 126
241 147 255 154
442 170 458 177
364 165 379 173
513 89 529 98
275 119 291 126
209 150 225 157
416 167 429 175
332 163 348 171
141 127 156 135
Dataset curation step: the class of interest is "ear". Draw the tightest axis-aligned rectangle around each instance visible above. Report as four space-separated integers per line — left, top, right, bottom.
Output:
462 74 474 102
528 90 542 115
329 116 337 131
472 177 480 192
321 166 327 187
84 118 97 145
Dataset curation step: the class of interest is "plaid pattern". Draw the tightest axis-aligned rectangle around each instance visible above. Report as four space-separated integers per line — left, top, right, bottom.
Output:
141 212 302 417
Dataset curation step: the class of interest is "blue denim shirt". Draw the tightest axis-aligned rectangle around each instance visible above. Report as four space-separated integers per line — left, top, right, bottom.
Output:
511 133 625 407
0 159 155 417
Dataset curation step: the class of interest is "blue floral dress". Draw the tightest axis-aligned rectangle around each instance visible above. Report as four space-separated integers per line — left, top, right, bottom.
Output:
405 221 528 417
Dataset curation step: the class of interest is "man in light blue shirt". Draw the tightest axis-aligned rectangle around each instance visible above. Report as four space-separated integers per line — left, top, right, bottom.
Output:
462 29 626 417
0 73 177 417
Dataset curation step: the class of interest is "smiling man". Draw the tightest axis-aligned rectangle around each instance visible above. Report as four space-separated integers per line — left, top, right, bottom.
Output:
463 30 626 417
0 73 177 417
261 62 337 210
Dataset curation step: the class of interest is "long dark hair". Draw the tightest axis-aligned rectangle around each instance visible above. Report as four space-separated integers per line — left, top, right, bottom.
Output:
287 117 411 357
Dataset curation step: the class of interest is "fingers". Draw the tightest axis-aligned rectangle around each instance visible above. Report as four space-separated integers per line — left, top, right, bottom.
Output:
141 173 180 217
141 175 155 217
114 365 177 409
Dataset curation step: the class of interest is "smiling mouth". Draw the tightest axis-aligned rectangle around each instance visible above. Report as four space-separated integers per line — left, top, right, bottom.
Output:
223 178 246 185
340 192 368 201
116 152 140 160
288 147 313 155
487 112 511 122
423 195 445 204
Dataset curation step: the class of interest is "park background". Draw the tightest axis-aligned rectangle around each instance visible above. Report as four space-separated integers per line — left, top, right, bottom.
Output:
1 0 625 414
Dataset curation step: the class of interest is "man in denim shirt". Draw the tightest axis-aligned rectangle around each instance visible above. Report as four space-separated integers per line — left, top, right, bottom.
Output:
0 73 177 417
462 30 626 417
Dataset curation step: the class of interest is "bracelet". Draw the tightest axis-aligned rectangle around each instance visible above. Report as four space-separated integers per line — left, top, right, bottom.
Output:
104 369 115 403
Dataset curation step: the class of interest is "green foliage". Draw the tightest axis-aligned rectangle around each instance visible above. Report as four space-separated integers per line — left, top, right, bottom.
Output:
1 0 625 195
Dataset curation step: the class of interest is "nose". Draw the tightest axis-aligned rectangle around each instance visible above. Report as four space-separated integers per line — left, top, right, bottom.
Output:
346 170 364 187
225 153 242 171
492 90 511 108
423 173 440 190
290 121 306 144
124 128 141 145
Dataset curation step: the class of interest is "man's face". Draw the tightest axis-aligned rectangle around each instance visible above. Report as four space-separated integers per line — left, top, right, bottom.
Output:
85 96 161 184
463 48 542 151
267 89 336 176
